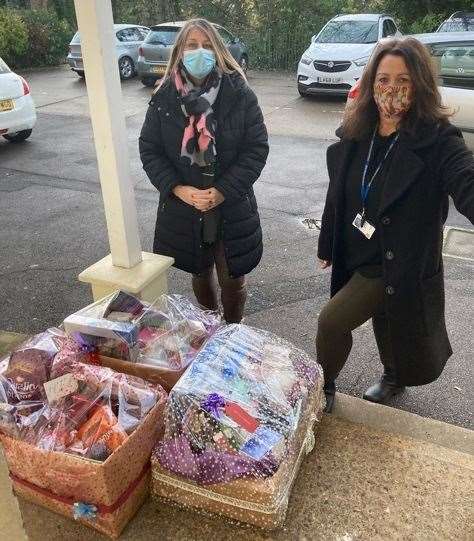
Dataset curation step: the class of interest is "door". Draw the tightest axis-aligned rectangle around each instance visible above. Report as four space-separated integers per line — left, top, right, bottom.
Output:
116 27 142 62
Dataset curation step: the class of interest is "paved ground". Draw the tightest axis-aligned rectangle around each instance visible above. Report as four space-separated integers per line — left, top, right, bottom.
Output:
0 66 473 429
9 395 474 541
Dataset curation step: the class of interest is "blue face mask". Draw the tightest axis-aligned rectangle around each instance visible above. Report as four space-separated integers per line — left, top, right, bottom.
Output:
183 48 216 80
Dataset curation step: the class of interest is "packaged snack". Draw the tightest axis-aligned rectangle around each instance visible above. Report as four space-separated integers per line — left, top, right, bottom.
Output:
151 324 324 528
3 330 62 402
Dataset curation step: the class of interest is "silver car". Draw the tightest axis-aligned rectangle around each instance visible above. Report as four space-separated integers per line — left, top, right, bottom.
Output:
67 24 150 80
137 21 249 87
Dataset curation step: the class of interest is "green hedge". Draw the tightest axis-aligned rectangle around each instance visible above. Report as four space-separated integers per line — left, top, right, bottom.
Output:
0 7 73 69
0 8 28 66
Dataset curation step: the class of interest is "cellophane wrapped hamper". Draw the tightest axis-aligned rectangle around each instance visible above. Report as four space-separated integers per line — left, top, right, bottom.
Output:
151 324 324 529
0 329 167 539
63 291 222 392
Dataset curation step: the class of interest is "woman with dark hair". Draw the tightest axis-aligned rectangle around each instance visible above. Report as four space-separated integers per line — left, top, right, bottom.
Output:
139 19 268 323
317 37 474 412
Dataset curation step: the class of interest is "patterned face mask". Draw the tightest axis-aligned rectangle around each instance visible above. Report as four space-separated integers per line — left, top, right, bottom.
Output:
373 83 413 119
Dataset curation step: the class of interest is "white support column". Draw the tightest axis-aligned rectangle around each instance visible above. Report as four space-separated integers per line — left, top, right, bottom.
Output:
73 0 141 268
73 0 174 302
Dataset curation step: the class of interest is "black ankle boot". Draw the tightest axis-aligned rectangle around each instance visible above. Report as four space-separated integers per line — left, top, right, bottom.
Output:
323 381 336 413
363 373 405 404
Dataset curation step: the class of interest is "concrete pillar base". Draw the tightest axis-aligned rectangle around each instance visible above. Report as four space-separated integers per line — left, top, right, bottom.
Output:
79 252 174 302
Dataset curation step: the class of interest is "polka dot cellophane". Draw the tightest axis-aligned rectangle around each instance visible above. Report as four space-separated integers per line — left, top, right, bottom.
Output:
151 323 325 528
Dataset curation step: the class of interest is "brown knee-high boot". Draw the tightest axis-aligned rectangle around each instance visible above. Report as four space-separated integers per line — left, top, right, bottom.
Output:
192 266 219 311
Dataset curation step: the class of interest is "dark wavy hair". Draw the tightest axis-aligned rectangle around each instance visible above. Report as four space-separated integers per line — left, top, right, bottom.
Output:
342 37 452 140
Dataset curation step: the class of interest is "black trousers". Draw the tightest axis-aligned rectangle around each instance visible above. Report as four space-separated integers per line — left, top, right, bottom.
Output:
316 272 395 383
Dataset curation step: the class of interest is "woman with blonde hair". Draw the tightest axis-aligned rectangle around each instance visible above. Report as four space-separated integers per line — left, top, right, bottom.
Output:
139 19 268 322
317 37 474 412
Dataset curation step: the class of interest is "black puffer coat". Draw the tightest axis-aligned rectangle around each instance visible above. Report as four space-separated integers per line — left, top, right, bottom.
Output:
139 72 269 277
318 121 474 386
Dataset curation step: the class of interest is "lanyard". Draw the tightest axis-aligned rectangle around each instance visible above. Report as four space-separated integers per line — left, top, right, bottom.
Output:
360 127 399 214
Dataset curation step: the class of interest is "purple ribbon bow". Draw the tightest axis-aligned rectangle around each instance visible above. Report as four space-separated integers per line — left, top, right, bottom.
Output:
72 332 97 354
201 393 226 418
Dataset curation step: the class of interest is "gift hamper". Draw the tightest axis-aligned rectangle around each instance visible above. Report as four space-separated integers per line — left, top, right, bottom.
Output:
63 291 221 391
151 324 325 529
0 329 167 539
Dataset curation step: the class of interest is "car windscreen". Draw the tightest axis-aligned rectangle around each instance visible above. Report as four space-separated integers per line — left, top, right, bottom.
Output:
0 58 11 74
438 20 474 32
316 21 379 44
145 27 179 46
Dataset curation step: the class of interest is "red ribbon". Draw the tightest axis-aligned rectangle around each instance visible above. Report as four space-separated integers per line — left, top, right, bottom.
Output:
10 461 150 515
87 352 101 365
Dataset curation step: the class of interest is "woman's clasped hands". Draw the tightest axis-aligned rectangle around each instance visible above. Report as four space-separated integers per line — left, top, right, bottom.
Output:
173 185 225 211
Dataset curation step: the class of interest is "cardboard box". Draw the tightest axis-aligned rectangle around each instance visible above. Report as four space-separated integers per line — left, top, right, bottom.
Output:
1 397 166 539
95 354 186 394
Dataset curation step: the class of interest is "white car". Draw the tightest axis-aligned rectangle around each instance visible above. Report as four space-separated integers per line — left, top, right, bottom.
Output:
0 57 36 143
346 32 474 150
297 13 402 97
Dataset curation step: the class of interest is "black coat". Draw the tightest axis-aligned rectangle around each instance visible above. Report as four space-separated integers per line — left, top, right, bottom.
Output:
318 122 474 386
139 72 269 277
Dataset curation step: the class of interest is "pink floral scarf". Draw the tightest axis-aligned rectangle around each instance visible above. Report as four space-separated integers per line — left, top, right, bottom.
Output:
173 65 222 166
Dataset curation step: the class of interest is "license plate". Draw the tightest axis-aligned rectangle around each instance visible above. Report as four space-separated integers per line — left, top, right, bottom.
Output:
151 65 166 74
0 99 14 112
317 77 342 84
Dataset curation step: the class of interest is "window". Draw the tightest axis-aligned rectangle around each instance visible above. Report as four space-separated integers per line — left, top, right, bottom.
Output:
428 41 474 89
382 20 397 37
145 27 179 46
438 19 474 32
129 28 144 42
138 27 150 40
218 27 234 45
116 27 140 42
0 58 10 74
387 20 397 36
316 21 379 44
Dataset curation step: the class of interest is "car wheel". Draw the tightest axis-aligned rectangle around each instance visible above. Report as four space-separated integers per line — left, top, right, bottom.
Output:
119 56 135 80
3 129 33 143
239 55 249 73
141 77 156 87
77 70 85 78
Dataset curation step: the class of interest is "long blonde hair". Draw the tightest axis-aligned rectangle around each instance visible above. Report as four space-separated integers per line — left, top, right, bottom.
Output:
162 18 245 82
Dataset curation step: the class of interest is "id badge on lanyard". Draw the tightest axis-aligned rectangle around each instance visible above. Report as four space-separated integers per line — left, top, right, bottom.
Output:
354 128 399 239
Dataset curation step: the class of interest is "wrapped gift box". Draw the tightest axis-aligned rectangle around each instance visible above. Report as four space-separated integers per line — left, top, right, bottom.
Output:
0 334 168 539
151 324 324 529
2 400 164 538
63 291 145 362
64 292 222 389
152 390 319 528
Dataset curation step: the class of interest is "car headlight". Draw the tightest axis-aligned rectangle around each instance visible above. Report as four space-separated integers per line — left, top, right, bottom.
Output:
354 56 369 67
300 55 313 65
